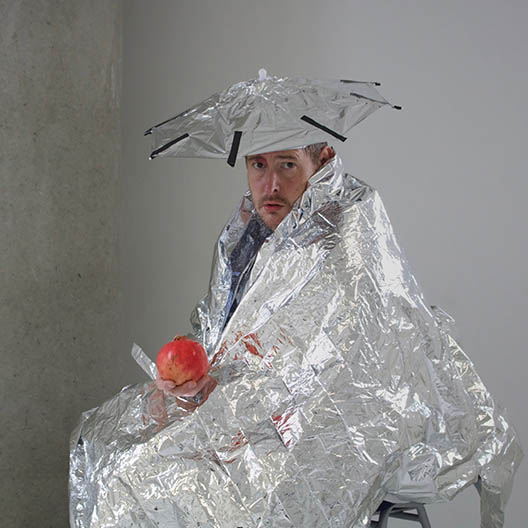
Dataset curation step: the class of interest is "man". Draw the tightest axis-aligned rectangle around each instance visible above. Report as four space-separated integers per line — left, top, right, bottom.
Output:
71 75 521 528
156 143 335 398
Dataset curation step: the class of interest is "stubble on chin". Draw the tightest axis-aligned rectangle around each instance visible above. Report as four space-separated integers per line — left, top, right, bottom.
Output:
257 210 275 231
258 207 289 231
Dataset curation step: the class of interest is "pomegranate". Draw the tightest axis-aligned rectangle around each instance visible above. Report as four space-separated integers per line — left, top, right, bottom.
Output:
156 336 209 385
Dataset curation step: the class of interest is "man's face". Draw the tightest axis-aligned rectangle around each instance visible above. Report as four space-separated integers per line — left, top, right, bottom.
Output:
246 148 319 231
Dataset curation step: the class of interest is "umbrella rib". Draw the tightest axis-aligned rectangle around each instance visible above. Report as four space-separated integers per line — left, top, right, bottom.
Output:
227 131 243 167
144 106 196 135
300 116 347 142
149 133 189 159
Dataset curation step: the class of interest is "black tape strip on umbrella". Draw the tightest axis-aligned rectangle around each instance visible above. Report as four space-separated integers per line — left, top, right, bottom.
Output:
300 116 347 142
340 79 381 86
227 131 243 167
149 133 189 159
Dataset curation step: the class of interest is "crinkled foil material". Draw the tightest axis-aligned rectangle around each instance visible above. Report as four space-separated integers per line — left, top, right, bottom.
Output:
70 156 522 527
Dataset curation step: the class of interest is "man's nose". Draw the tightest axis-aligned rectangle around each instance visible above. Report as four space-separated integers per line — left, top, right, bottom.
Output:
265 170 280 194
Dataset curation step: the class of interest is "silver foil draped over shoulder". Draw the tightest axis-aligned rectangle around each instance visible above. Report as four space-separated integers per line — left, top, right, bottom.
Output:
70 156 522 528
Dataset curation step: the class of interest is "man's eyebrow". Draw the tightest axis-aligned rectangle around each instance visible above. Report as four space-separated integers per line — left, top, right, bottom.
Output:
275 154 300 160
246 152 300 162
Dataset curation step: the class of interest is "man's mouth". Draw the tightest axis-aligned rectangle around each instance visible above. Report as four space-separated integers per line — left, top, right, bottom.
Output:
262 201 286 212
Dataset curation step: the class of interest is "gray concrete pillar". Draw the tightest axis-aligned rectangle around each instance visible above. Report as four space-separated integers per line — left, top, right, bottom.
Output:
1 1 123 525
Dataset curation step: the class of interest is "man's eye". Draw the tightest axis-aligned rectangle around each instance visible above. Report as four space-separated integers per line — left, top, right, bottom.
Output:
252 161 265 169
283 162 296 169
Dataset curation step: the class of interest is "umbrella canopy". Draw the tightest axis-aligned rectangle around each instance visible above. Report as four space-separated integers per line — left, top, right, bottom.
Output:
145 70 400 166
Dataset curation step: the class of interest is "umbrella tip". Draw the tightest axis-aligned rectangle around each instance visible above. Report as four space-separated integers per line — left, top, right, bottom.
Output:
258 68 268 81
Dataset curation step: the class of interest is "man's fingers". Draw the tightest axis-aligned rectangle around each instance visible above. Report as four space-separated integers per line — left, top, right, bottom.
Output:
167 380 200 398
180 380 197 391
155 376 176 391
194 375 212 392
166 376 212 398
155 373 215 398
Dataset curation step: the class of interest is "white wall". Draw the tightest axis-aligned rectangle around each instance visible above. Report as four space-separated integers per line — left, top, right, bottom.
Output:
122 1 527 525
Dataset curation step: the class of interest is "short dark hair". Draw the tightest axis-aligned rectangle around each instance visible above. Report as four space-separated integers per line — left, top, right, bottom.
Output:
244 143 329 166
303 142 328 165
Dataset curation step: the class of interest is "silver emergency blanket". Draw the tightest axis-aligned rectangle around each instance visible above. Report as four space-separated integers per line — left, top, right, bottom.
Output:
69 156 522 527
145 73 394 163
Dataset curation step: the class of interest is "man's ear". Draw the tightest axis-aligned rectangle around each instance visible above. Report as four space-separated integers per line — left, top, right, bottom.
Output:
319 145 335 167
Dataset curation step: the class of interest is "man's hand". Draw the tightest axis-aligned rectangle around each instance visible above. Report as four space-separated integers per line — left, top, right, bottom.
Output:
155 373 214 398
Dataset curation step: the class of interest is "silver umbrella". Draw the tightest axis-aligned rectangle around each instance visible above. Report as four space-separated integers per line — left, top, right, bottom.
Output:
145 69 400 166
